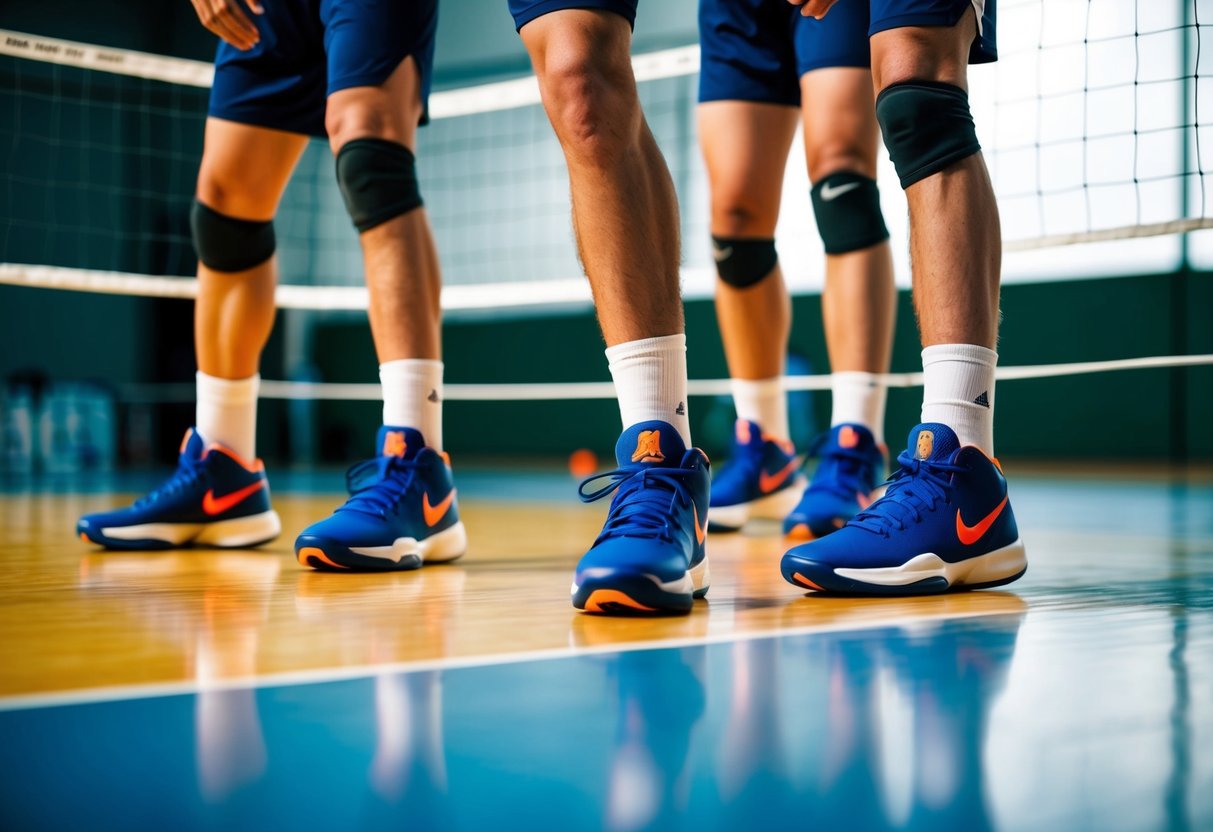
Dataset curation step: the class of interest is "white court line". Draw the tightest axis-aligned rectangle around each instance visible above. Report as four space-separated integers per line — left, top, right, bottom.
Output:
0 605 1020 712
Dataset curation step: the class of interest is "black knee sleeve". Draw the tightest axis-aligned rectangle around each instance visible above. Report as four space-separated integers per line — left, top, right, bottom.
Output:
876 81 981 189
190 200 275 272
335 138 423 232
711 237 778 288
810 172 890 255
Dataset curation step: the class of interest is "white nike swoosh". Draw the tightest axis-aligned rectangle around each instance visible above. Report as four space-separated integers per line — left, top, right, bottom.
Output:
712 244 733 262
819 181 862 201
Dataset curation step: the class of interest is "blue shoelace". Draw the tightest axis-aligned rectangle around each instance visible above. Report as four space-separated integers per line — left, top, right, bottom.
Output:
713 435 766 493
807 433 879 501
579 465 695 543
134 454 205 507
850 450 967 536
339 456 420 517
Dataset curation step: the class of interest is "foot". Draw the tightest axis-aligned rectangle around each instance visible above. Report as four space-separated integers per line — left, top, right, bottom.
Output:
295 426 467 571
77 428 280 549
572 421 711 615
707 419 804 532
783 424 884 540
781 423 1027 595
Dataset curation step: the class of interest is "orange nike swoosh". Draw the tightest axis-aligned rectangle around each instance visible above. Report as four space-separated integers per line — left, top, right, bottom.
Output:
202 480 266 516
955 495 1009 545
759 459 798 494
423 489 456 527
693 504 707 546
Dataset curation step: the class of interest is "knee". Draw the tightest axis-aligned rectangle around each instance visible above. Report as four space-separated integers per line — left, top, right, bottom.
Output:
540 51 637 163
875 80 979 189
326 106 395 153
710 198 777 238
806 144 872 185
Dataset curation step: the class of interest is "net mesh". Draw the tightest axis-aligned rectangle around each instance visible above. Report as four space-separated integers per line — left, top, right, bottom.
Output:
1 0 1212 302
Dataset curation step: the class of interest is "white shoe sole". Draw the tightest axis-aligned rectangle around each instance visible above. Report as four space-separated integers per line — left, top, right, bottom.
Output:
349 521 468 565
99 510 282 548
709 476 807 531
832 537 1028 588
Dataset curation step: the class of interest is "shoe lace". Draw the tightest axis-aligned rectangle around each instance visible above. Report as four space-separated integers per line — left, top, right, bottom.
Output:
807 433 877 500
339 456 420 517
134 454 205 507
579 465 695 543
849 450 967 536
713 436 765 491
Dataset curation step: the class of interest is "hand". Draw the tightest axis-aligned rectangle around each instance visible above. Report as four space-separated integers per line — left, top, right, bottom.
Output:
190 0 264 51
787 0 841 19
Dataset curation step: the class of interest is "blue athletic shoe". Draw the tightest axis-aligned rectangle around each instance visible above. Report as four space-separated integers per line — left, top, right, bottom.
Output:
783 424 885 540
295 426 467 571
77 428 281 550
781 423 1027 595
572 421 710 615
707 419 805 532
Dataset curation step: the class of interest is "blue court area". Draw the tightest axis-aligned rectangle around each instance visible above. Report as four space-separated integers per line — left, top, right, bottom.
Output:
3 593 1211 831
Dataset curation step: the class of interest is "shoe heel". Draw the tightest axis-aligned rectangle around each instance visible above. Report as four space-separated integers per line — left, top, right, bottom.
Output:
196 510 282 548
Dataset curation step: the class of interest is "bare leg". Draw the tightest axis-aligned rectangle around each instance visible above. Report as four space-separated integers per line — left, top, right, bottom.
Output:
326 56 441 364
193 119 307 379
801 68 896 378
870 13 1000 350
697 101 799 383
519 10 682 346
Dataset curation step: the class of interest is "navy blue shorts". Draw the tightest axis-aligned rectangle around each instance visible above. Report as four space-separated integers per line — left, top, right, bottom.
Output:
508 0 638 32
699 0 995 106
209 0 437 138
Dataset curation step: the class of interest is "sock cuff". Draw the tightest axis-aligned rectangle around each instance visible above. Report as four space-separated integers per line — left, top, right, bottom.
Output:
196 371 259 403
921 343 998 368
604 333 686 364
730 376 782 397
379 358 444 374
831 371 882 388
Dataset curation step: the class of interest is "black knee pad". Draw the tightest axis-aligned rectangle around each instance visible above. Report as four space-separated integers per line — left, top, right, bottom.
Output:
810 172 890 255
711 237 778 288
190 200 275 272
876 81 981 189
335 138 423 232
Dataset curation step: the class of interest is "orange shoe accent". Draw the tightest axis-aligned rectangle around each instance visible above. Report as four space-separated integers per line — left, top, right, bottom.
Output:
839 425 859 448
298 546 347 569
583 589 657 613
201 479 266 516
438 450 452 467
693 504 707 546
857 490 873 510
915 429 934 460
792 572 825 591
758 459 798 494
631 430 665 463
179 429 194 454
735 420 752 444
956 495 1009 545
785 523 815 541
382 430 407 458
423 488 456 527
80 531 89 543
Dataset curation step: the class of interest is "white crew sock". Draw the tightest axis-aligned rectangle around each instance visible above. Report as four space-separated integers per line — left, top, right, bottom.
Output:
196 371 259 461
379 359 444 450
830 371 887 445
730 377 789 441
920 344 997 455
605 334 692 447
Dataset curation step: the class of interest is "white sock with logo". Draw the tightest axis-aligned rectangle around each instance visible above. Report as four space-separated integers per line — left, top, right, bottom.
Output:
830 371 887 445
380 359 444 450
731 377 788 441
920 344 997 455
605 334 692 448
196 371 259 461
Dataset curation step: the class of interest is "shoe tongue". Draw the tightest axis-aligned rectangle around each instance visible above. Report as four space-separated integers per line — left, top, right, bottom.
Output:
377 426 426 461
733 419 764 448
905 422 960 463
615 420 687 468
179 428 206 463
